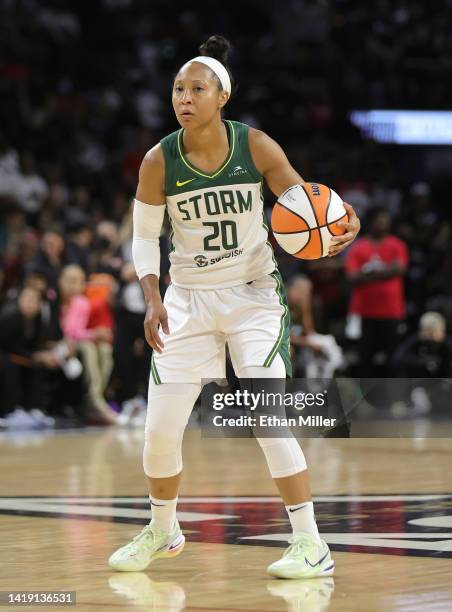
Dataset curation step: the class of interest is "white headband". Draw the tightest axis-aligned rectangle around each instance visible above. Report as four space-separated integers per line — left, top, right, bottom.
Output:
182 56 231 94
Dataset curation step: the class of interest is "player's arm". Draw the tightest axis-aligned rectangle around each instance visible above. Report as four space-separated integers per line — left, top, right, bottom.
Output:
133 144 169 353
248 127 305 196
248 128 360 256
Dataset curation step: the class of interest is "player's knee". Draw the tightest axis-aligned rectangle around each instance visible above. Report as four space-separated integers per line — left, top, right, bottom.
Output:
143 431 183 478
142 381 200 478
145 429 180 456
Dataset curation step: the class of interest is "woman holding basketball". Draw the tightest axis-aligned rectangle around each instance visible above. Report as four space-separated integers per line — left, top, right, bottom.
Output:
108 35 360 579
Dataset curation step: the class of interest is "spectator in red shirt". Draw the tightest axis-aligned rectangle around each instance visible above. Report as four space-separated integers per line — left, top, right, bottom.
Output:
345 207 409 376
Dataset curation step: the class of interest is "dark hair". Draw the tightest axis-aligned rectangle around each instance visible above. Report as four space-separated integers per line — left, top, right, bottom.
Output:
199 35 231 65
198 35 236 97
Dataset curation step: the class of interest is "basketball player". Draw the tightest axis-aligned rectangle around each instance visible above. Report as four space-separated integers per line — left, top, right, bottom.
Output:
109 35 360 579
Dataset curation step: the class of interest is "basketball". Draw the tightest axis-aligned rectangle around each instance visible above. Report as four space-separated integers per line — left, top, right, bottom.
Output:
271 182 348 259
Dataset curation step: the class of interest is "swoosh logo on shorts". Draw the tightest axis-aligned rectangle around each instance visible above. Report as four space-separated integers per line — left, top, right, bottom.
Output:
176 178 196 187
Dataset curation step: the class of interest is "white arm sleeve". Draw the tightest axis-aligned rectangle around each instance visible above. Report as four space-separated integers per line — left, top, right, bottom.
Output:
132 199 166 280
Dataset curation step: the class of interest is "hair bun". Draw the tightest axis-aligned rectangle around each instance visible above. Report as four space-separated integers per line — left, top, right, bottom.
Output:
199 35 231 65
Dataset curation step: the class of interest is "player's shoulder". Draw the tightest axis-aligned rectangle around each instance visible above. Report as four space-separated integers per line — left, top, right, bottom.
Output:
159 127 182 160
248 126 271 147
138 143 166 189
140 143 165 175
227 119 248 129
223 119 253 146
247 126 283 160
142 143 165 166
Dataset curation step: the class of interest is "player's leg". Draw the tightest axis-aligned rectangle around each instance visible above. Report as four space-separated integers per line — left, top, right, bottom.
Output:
226 274 333 578
227 275 316 523
237 355 334 579
143 379 201 527
108 379 200 571
109 284 225 571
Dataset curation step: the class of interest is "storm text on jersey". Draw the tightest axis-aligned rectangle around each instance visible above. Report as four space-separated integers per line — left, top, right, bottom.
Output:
176 189 252 221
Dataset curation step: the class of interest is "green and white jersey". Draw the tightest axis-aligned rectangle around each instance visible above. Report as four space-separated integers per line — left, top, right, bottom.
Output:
160 120 276 289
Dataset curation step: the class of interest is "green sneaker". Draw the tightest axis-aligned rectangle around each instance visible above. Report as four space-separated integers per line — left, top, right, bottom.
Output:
108 521 185 572
267 533 334 579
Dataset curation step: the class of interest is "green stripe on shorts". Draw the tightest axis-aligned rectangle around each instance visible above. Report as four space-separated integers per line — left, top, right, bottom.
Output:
151 353 162 385
263 270 293 377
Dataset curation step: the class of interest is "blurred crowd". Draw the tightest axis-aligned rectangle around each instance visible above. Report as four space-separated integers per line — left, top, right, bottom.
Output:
1 0 452 427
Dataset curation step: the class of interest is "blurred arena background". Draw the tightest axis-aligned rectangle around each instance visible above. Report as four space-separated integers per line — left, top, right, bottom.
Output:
1 2 452 611
1 0 452 426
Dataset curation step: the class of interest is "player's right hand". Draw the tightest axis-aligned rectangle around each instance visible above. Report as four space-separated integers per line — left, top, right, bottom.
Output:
144 298 169 353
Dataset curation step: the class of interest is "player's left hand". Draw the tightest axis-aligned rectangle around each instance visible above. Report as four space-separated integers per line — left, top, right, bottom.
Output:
328 202 360 256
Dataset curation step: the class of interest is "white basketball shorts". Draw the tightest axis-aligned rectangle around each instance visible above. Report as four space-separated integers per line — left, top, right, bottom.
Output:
151 269 292 384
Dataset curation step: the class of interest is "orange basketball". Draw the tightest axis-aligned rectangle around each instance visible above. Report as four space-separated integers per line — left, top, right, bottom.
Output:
271 182 348 259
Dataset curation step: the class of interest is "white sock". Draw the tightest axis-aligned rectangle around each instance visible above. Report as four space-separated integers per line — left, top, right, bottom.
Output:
285 500 321 544
149 495 178 533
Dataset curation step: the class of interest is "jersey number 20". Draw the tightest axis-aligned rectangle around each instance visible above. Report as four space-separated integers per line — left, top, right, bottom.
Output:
203 221 238 251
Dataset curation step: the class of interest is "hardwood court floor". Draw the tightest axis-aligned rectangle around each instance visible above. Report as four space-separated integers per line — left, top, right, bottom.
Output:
1 427 452 611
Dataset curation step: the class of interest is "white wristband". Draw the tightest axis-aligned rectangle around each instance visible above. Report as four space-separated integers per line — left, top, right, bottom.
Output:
132 199 166 280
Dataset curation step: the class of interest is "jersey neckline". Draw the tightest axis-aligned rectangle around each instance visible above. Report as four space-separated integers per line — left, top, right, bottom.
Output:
177 120 236 179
